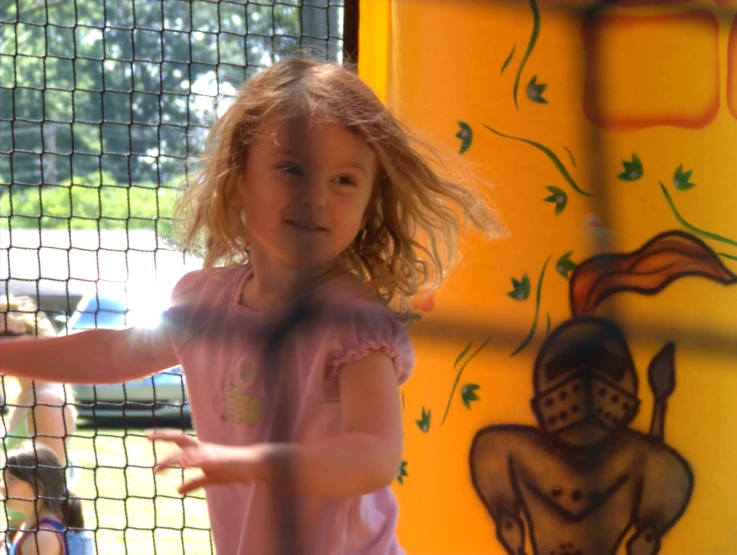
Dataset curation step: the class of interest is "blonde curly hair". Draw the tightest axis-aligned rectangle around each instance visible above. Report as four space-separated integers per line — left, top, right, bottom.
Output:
176 57 504 315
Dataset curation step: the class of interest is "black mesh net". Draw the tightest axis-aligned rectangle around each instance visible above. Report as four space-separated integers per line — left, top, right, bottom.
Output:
0 1 346 552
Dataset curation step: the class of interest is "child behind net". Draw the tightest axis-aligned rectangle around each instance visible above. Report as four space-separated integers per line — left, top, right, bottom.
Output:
0 57 504 554
1 443 94 555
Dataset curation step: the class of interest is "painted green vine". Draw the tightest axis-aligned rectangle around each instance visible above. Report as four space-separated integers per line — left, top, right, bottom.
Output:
501 44 516 75
660 182 737 249
510 257 549 356
440 338 490 426
484 125 591 196
513 0 541 109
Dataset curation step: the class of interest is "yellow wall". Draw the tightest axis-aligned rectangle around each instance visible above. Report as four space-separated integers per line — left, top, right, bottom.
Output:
361 1 737 553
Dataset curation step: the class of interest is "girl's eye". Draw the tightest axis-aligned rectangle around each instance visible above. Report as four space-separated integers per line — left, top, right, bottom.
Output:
277 163 303 176
335 175 356 186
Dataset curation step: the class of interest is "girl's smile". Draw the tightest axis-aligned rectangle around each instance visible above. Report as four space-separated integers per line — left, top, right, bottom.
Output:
284 219 329 232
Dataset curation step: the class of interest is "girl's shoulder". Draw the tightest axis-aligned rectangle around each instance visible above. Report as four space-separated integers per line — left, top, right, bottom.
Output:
172 265 244 296
12 519 65 555
169 265 248 312
318 276 415 385
317 273 395 322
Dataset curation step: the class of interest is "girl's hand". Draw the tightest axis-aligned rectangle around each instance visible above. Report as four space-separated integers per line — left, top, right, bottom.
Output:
148 431 260 495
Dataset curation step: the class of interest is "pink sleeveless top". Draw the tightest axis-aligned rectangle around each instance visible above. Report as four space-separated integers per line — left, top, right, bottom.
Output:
164 265 414 555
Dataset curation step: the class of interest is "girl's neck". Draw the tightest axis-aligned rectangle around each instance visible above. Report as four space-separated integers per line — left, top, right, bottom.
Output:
23 505 53 529
243 253 346 310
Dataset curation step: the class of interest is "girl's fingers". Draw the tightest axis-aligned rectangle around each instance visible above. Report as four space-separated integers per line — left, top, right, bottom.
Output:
149 431 202 473
153 453 182 473
147 430 199 448
154 450 198 473
178 474 210 495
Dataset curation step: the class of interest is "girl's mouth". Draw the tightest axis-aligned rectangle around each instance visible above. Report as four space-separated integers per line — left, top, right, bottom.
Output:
285 219 328 231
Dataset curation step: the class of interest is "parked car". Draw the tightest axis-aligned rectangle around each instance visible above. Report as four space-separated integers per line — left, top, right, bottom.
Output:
64 282 191 425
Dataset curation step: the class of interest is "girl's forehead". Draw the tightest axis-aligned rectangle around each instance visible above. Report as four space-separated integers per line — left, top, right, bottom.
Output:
263 113 332 140
260 116 373 159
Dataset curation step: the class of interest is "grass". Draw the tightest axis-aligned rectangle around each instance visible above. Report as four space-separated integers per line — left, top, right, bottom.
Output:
66 424 214 555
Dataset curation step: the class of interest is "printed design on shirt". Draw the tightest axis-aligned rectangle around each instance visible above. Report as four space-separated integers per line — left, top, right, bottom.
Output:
221 362 262 425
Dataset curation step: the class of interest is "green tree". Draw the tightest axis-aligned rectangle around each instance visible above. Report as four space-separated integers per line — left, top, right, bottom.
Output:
0 171 178 240
0 0 344 227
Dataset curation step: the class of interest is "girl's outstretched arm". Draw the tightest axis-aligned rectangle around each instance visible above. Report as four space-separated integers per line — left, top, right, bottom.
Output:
150 350 403 497
265 349 404 496
0 327 179 385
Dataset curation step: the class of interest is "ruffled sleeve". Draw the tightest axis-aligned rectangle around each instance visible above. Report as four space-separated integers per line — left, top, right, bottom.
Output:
324 296 415 387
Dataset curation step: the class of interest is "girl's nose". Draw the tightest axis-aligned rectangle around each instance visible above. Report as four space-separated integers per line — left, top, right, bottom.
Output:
299 177 328 209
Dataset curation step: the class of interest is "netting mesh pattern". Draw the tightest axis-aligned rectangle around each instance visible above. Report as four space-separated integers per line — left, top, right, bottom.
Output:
0 1 344 552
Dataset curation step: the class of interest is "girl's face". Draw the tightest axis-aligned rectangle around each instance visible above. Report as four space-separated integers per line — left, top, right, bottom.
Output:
237 117 377 274
2 470 36 516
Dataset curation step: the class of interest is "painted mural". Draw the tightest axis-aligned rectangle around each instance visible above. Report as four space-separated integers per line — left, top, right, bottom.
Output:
359 0 737 553
471 230 736 555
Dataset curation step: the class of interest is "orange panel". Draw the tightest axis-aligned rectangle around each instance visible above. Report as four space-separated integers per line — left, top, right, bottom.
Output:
728 14 737 120
584 11 719 130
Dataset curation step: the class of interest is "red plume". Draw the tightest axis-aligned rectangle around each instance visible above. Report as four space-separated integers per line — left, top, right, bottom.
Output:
569 230 737 318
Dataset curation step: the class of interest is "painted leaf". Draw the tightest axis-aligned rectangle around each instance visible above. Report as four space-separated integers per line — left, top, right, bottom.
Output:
569 230 737 318
556 251 577 279
564 146 577 168
507 274 530 301
618 154 643 181
456 121 473 154
461 384 480 409
397 460 408 485
673 164 695 190
415 406 431 433
543 186 568 215
453 341 473 370
501 44 515 75
526 75 548 104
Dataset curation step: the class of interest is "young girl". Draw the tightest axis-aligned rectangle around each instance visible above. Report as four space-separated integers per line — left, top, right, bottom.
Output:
0 57 503 554
2 444 91 555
